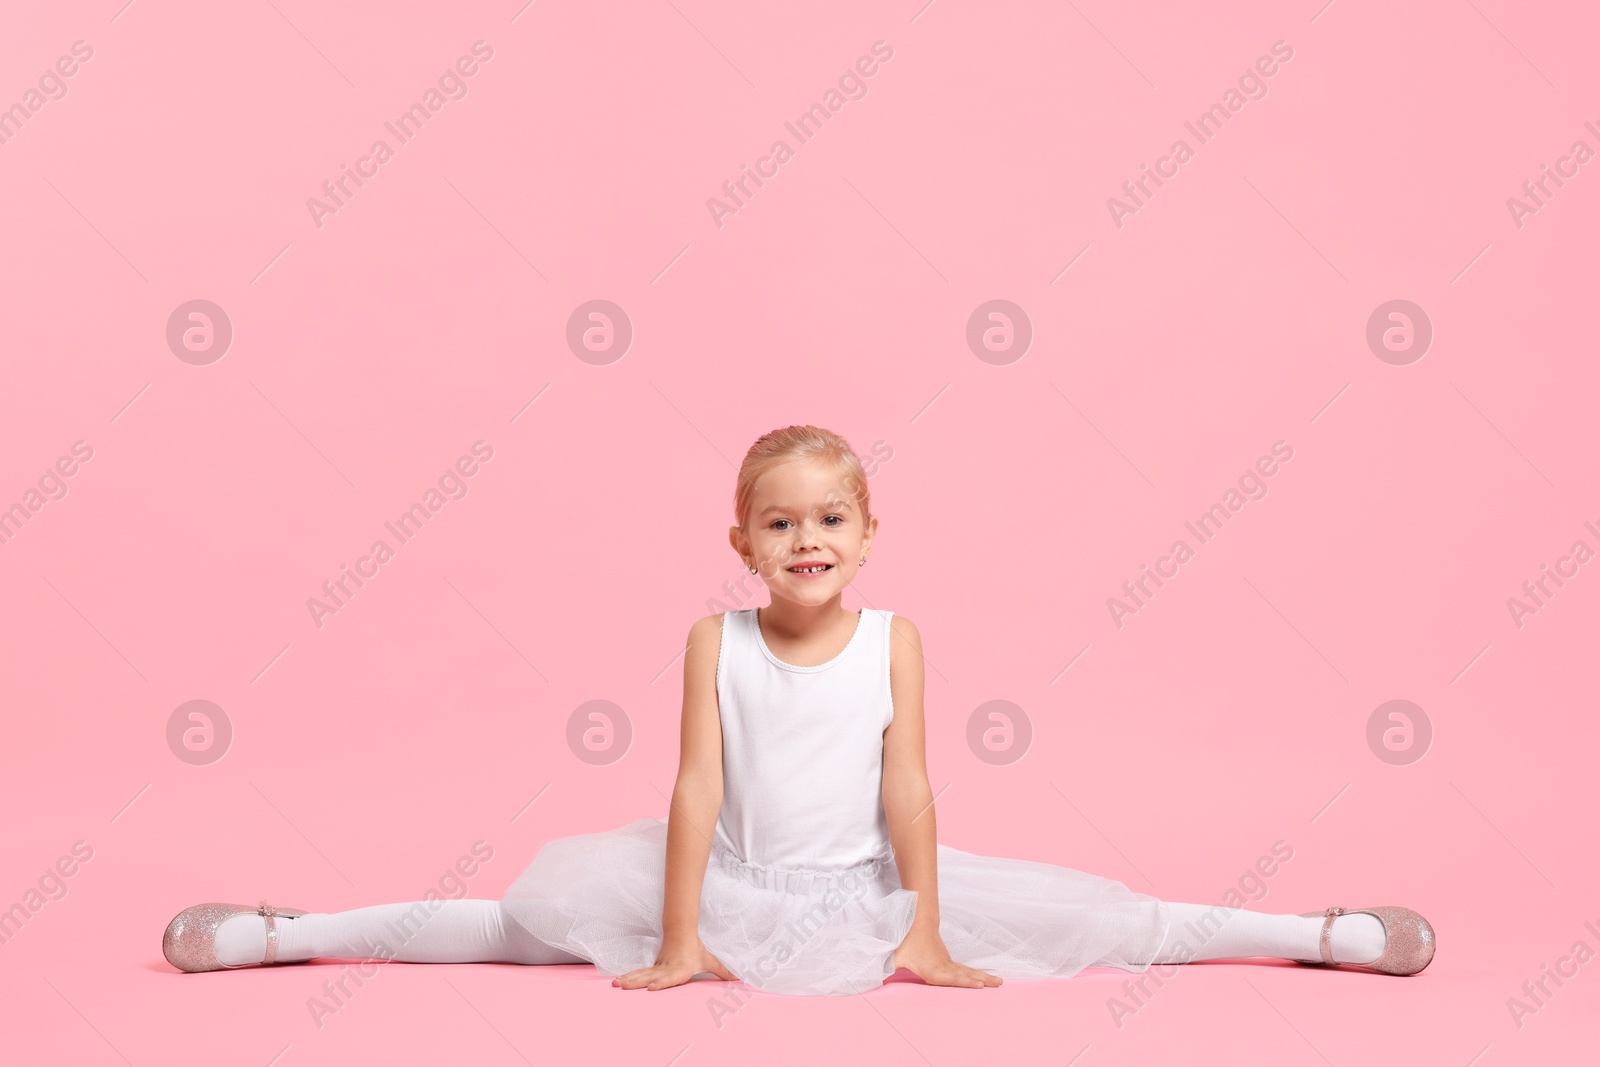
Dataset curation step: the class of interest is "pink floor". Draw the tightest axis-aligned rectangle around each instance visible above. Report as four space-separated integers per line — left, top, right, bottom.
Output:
3 0 1598 1063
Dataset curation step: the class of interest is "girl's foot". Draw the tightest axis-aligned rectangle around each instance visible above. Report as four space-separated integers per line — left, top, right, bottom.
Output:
162 901 307 972
1296 906 1435 975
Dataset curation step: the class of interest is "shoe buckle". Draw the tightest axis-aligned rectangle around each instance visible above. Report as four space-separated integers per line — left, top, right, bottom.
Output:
259 899 281 964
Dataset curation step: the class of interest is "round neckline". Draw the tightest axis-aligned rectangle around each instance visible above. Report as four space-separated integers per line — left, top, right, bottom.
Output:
753 607 867 672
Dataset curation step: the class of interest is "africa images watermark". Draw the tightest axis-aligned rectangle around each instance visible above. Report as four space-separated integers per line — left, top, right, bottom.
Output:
1106 440 1295 628
0 440 95 548
706 40 896 229
305 841 495 1029
0 841 95 949
1504 519 1599 629
1505 918 1600 1031
0 39 95 148
1106 39 1295 229
706 857 880 1025
1505 120 1600 230
306 40 496 229
306 441 496 629
1108 839 1296 1028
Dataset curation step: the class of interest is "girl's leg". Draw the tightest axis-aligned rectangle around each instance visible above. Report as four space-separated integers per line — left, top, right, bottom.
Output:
214 900 588 967
1140 902 1386 965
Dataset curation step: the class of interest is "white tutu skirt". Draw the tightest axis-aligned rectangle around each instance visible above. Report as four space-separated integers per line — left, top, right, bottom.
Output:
501 817 1173 997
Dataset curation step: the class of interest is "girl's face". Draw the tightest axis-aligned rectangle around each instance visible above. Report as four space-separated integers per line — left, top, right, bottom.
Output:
731 457 877 604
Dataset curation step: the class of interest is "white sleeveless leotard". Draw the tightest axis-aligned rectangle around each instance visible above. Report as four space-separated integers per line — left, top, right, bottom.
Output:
713 606 894 871
500 606 1172 996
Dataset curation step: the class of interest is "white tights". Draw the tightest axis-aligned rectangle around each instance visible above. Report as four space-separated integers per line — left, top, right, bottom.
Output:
1142 902 1385 965
216 900 587 967
214 898 1386 969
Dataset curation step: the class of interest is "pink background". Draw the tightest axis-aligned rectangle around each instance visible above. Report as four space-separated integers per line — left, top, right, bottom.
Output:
2 0 1597 1063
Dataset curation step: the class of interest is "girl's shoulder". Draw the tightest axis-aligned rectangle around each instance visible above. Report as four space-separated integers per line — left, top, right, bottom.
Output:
687 611 730 648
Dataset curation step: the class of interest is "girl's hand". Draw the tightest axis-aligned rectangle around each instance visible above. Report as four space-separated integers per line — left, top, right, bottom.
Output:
613 938 737 991
894 930 1003 989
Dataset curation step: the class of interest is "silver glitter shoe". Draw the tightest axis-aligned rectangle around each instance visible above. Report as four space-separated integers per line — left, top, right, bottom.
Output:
1294 905 1436 975
162 899 308 973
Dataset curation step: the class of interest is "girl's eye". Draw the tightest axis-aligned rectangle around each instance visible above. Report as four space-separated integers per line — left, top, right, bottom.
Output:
770 515 845 531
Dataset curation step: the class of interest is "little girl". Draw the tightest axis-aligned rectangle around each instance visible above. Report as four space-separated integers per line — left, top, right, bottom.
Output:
163 425 1435 997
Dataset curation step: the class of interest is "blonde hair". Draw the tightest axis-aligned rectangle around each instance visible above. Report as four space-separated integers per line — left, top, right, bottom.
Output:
734 425 872 531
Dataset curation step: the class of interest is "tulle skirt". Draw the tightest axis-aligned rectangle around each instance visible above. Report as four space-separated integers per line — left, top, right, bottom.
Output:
501 817 1173 997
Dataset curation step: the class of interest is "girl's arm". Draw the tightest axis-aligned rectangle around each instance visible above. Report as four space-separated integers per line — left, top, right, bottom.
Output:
613 614 737 990
881 615 1002 989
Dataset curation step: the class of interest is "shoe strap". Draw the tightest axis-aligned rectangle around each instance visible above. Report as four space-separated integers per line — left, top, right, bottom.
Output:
1318 906 1345 966
259 900 281 965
